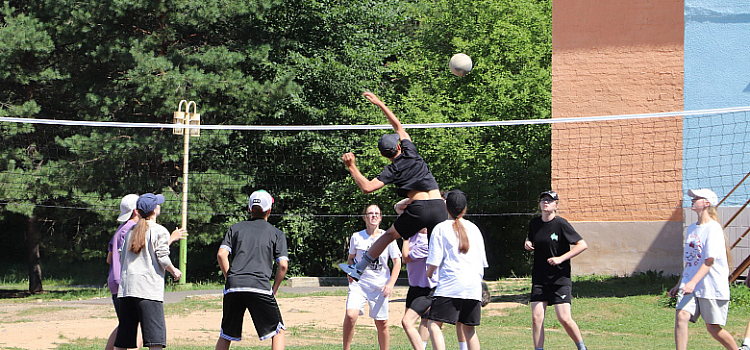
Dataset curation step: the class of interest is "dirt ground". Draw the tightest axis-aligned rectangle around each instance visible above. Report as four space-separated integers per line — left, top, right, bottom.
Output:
0 287 521 350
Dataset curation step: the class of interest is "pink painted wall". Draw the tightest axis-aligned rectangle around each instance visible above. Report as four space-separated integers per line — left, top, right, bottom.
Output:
552 0 684 222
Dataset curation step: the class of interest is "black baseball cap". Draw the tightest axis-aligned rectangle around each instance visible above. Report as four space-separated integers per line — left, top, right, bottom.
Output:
445 190 467 217
539 190 558 201
378 134 400 155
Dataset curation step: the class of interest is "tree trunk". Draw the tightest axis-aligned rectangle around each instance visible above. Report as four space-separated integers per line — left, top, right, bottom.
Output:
27 215 43 294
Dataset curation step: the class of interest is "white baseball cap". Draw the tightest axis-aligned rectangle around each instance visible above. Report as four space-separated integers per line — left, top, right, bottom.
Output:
117 194 140 222
248 190 274 212
688 188 719 206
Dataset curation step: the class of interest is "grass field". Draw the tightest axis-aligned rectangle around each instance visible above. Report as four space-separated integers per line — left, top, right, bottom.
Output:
8 272 750 350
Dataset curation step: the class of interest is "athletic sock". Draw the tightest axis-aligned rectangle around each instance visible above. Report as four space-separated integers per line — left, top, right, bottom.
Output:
744 338 750 346
458 341 467 350
354 253 374 271
422 341 428 350
576 341 587 350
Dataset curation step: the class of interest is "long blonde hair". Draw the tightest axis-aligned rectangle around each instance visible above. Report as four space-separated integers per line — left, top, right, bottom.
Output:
129 209 153 254
707 205 732 269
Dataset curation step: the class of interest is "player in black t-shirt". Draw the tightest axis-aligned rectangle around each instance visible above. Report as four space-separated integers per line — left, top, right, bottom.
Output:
339 91 447 281
215 190 288 350
524 191 588 350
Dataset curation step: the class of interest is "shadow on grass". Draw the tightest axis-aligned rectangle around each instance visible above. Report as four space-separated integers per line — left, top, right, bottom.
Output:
480 271 681 306
572 271 679 298
0 287 104 300
0 289 35 299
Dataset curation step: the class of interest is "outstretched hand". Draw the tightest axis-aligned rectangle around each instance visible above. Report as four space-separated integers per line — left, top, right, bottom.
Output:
362 91 384 106
169 228 188 245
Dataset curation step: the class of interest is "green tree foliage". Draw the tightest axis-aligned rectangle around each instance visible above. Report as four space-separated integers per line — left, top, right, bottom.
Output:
0 0 551 286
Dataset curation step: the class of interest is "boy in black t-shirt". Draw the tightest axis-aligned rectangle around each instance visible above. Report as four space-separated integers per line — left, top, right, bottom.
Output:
339 91 447 281
215 190 288 350
524 191 588 350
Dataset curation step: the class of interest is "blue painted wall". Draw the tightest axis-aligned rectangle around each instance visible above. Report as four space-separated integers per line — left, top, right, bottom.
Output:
684 0 750 206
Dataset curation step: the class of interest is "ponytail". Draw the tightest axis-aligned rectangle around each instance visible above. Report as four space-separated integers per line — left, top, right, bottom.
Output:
707 206 732 269
129 209 151 254
452 212 470 254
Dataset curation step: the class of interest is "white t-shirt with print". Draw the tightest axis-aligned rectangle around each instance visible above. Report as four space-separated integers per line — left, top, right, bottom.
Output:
426 218 488 301
680 220 730 300
349 229 401 288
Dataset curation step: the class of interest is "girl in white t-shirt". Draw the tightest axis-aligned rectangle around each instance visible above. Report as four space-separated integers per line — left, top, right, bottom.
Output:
425 190 488 350
669 188 735 350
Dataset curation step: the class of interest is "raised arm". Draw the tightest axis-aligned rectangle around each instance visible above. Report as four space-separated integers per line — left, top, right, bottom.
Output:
341 152 385 193
363 91 410 141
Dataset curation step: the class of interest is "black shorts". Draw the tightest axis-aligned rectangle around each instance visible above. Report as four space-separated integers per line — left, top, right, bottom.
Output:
406 286 435 316
111 294 121 318
530 284 572 305
114 297 166 348
393 199 447 240
220 292 285 341
426 296 482 326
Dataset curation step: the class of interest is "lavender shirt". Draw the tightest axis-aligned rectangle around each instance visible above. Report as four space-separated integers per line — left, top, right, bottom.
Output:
406 232 437 288
107 220 136 295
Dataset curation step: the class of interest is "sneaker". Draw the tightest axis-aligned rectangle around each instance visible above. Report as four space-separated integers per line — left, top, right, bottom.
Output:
739 345 750 350
338 263 362 282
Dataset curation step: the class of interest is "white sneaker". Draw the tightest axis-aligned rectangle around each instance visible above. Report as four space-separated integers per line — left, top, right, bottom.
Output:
338 263 362 282
739 345 750 350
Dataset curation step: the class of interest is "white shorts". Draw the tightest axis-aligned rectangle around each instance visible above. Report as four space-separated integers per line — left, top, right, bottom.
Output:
346 281 389 320
676 293 729 326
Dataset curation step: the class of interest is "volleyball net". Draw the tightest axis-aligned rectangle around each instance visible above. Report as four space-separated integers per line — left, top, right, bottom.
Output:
2 106 750 277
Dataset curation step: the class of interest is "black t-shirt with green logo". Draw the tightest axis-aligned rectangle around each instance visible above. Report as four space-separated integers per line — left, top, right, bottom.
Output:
528 216 583 286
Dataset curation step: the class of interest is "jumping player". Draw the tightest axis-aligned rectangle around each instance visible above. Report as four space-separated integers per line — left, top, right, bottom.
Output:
339 91 446 281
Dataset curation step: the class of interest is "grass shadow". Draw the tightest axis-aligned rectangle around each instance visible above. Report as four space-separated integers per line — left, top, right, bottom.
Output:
572 271 679 298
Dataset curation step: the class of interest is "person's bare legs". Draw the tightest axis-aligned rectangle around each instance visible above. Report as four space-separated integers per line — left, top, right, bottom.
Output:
215 337 231 350
675 309 691 350
457 322 467 350
271 329 285 350
705 323 738 350
428 320 446 350
106 327 117 350
531 301 547 348
554 303 583 344
402 308 425 350
375 319 389 350
460 324 480 350
418 318 430 348
343 309 360 350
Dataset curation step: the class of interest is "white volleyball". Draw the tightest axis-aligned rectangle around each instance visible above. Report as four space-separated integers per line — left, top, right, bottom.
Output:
449 53 473 77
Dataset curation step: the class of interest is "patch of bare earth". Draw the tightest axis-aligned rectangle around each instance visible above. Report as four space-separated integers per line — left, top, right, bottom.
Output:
0 287 521 350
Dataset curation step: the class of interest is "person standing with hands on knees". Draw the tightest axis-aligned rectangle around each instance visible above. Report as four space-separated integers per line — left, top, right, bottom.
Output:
114 193 182 350
342 204 402 350
215 190 288 350
524 191 588 350
339 91 446 281
669 188 735 350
